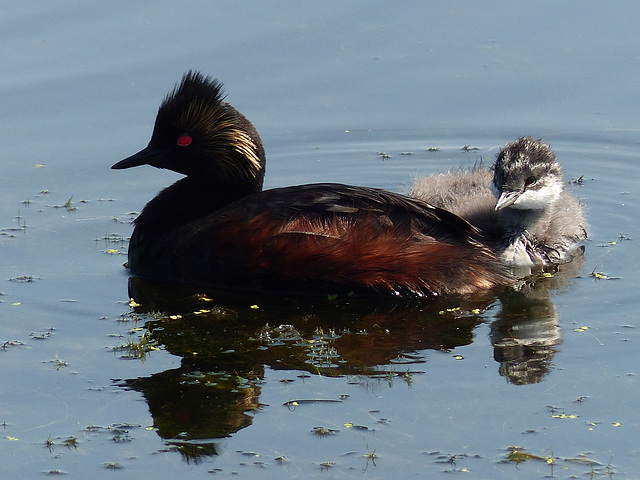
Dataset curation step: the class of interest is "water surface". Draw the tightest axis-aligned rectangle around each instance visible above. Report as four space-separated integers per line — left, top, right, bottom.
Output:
1 2 639 478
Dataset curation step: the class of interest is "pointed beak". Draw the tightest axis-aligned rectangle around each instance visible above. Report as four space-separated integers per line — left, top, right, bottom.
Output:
112 145 166 170
495 191 520 211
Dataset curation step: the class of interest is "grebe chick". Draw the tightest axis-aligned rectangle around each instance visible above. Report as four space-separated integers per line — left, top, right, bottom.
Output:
410 137 586 269
112 71 511 296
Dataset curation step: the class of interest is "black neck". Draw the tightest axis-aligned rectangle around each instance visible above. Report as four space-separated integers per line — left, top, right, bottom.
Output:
133 176 258 235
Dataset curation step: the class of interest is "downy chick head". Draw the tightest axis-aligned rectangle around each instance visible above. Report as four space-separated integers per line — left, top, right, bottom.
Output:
493 137 564 212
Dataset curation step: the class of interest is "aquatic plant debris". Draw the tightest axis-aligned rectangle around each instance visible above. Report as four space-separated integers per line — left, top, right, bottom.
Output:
590 270 620 280
507 446 554 465
311 426 339 436
344 423 368 430
283 399 343 407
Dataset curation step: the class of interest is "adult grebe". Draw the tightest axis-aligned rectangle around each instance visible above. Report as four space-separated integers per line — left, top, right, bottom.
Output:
410 137 587 269
112 71 510 296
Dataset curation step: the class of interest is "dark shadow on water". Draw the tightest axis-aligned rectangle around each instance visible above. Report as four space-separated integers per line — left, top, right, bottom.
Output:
116 258 583 462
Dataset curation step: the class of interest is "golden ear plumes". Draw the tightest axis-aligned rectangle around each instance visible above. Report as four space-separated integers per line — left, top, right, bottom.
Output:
161 71 263 181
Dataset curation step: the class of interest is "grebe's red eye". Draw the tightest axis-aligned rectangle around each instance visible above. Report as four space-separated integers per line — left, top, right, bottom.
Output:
177 135 192 147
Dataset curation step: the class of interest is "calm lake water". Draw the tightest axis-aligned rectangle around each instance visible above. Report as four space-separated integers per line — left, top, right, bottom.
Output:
2 2 640 479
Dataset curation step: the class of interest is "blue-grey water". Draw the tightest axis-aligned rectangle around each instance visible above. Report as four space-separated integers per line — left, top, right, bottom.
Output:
2 2 639 478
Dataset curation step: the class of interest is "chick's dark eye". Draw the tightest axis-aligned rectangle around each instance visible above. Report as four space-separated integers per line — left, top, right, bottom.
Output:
177 135 192 147
524 175 536 188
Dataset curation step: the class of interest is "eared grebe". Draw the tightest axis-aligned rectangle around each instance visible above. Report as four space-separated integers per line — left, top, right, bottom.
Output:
112 71 511 296
410 137 587 269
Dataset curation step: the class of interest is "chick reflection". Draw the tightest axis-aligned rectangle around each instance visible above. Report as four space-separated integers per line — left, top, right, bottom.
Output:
490 289 560 385
489 259 585 385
